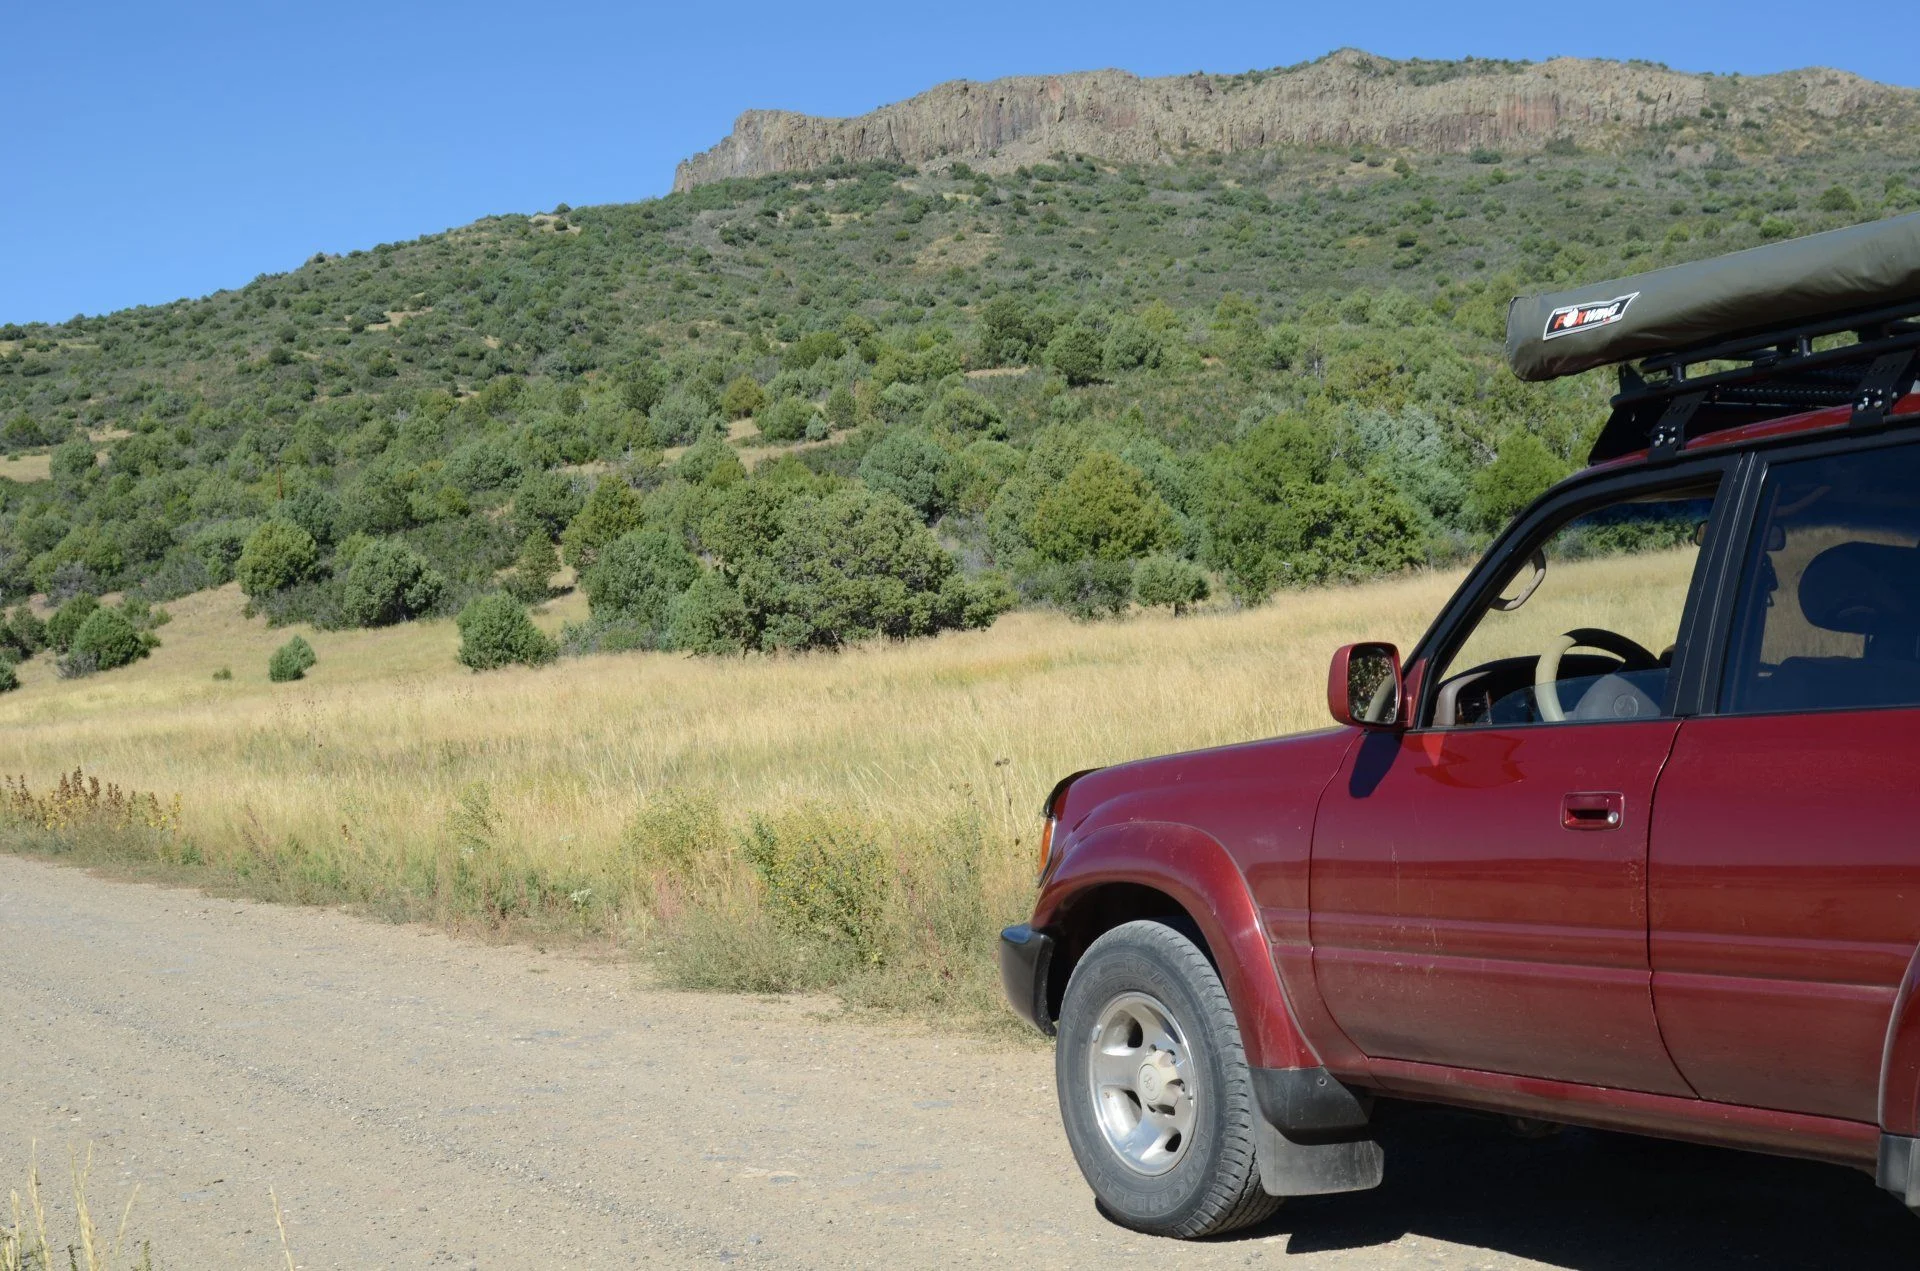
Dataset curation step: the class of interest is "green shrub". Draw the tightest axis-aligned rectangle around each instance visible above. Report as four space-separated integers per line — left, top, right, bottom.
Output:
341 537 445 627
1133 554 1211 614
512 470 584 542
268 635 317 682
948 568 1017 629
559 476 646 569
978 292 1053 365
276 486 343 547
622 789 731 886
1 604 46 658
442 436 523 494
618 361 666 415
781 330 846 370
1469 431 1570 532
0 659 17 693
824 383 858 432
1044 323 1104 386
1023 557 1135 620
1103 316 1162 371
721 374 767 420
666 570 752 654
1028 451 1174 563
1817 185 1860 213
858 429 955 521
456 592 557 670
757 395 818 443
1207 476 1427 599
212 666 232 681
648 388 718 447
740 806 889 965
673 432 746 485
584 528 700 628
191 522 256 585
68 606 147 672
235 520 321 597
340 469 414 537
46 594 99 652
923 387 1003 436
504 531 560 603
732 486 974 651
50 438 98 491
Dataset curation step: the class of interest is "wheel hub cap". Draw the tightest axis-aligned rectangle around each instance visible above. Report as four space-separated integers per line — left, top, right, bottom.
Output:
1087 992 1197 1176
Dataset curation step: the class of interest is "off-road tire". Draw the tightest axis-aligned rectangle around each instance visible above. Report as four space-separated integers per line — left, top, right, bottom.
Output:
1055 919 1282 1238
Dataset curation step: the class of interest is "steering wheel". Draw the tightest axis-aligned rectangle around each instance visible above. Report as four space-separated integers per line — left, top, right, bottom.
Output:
1534 627 1660 723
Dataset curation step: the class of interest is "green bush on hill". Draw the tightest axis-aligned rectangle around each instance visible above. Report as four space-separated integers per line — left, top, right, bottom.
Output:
858 429 954 522
341 537 444 627
757 395 818 443
722 374 767 420
667 571 753 654
504 532 560 603
236 521 321 597
727 485 1005 651
1022 557 1135 620
1133 554 1210 614
63 605 148 676
45 593 99 652
0 604 46 660
457 592 557 670
559 477 646 570
585 528 700 631
268 635 317 682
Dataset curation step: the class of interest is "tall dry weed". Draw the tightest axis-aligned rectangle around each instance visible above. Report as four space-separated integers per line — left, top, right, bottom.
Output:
0 555 1699 1026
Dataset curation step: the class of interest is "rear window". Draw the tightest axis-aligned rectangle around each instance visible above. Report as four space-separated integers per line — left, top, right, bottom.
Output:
1722 439 1920 715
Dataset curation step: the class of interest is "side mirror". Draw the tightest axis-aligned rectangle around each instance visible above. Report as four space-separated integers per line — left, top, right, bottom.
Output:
1328 642 1404 729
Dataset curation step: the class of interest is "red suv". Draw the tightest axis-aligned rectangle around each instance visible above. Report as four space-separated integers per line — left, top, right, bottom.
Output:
1001 213 1920 1236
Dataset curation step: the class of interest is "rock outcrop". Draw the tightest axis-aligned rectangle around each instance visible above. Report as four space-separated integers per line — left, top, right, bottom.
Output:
674 49 1911 191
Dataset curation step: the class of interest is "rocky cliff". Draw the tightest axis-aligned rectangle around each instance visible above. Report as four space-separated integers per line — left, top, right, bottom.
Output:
674 49 1913 191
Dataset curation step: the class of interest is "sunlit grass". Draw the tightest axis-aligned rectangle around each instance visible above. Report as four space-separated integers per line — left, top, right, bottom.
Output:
0 553 1689 1018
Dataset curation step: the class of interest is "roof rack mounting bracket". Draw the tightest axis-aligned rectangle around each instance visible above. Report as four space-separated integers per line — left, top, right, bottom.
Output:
1852 350 1919 427
1648 392 1706 461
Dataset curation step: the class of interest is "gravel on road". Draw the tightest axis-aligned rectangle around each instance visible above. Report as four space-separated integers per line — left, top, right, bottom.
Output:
0 854 1913 1269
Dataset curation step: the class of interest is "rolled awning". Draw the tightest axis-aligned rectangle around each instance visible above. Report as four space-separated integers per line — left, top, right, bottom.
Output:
1506 212 1920 382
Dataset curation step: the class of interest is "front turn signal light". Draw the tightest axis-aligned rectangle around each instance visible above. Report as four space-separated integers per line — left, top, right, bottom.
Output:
1036 815 1057 881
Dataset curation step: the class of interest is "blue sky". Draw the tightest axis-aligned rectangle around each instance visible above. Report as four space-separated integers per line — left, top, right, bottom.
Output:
5 0 1910 323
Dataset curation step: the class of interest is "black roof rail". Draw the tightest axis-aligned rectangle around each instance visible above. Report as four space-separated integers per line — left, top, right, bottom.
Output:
1589 300 1920 465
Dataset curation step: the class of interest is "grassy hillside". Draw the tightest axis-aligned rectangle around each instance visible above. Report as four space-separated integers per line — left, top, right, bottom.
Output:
0 550 1694 1021
0 100 1914 651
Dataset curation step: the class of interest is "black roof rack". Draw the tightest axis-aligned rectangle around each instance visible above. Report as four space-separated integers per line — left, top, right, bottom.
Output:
1588 300 1920 465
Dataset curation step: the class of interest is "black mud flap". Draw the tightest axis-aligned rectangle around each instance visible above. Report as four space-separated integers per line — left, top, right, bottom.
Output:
1254 1120 1384 1197
1249 1065 1384 1197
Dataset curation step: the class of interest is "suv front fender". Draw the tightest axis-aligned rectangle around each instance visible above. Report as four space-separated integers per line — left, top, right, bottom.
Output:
1035 819 1321 1073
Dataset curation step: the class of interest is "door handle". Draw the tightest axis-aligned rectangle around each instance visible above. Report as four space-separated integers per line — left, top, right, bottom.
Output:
1562 791 1624 831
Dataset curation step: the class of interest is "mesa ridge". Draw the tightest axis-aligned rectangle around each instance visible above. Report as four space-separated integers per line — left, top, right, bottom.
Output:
674 49 1915 191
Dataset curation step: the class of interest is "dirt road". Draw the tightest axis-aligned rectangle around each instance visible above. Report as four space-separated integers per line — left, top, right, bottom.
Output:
1 855 1914 1269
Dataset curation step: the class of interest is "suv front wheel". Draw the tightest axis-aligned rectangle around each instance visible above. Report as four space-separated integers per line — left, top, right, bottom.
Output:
1055 919 1282 1238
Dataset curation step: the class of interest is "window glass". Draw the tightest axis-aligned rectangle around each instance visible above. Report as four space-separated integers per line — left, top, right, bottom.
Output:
1430 484 1717 728
1722 440 1920 715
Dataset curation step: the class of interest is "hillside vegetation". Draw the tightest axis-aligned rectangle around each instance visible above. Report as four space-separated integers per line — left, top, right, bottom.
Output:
0 551 1693 1019
0 57 1915 683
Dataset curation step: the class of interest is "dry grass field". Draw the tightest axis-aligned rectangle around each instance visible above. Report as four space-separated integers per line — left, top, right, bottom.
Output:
0 451 51 483
0 549 1695 1021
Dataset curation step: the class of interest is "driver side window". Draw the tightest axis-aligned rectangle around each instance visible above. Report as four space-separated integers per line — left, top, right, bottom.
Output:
1429 481 1720 728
